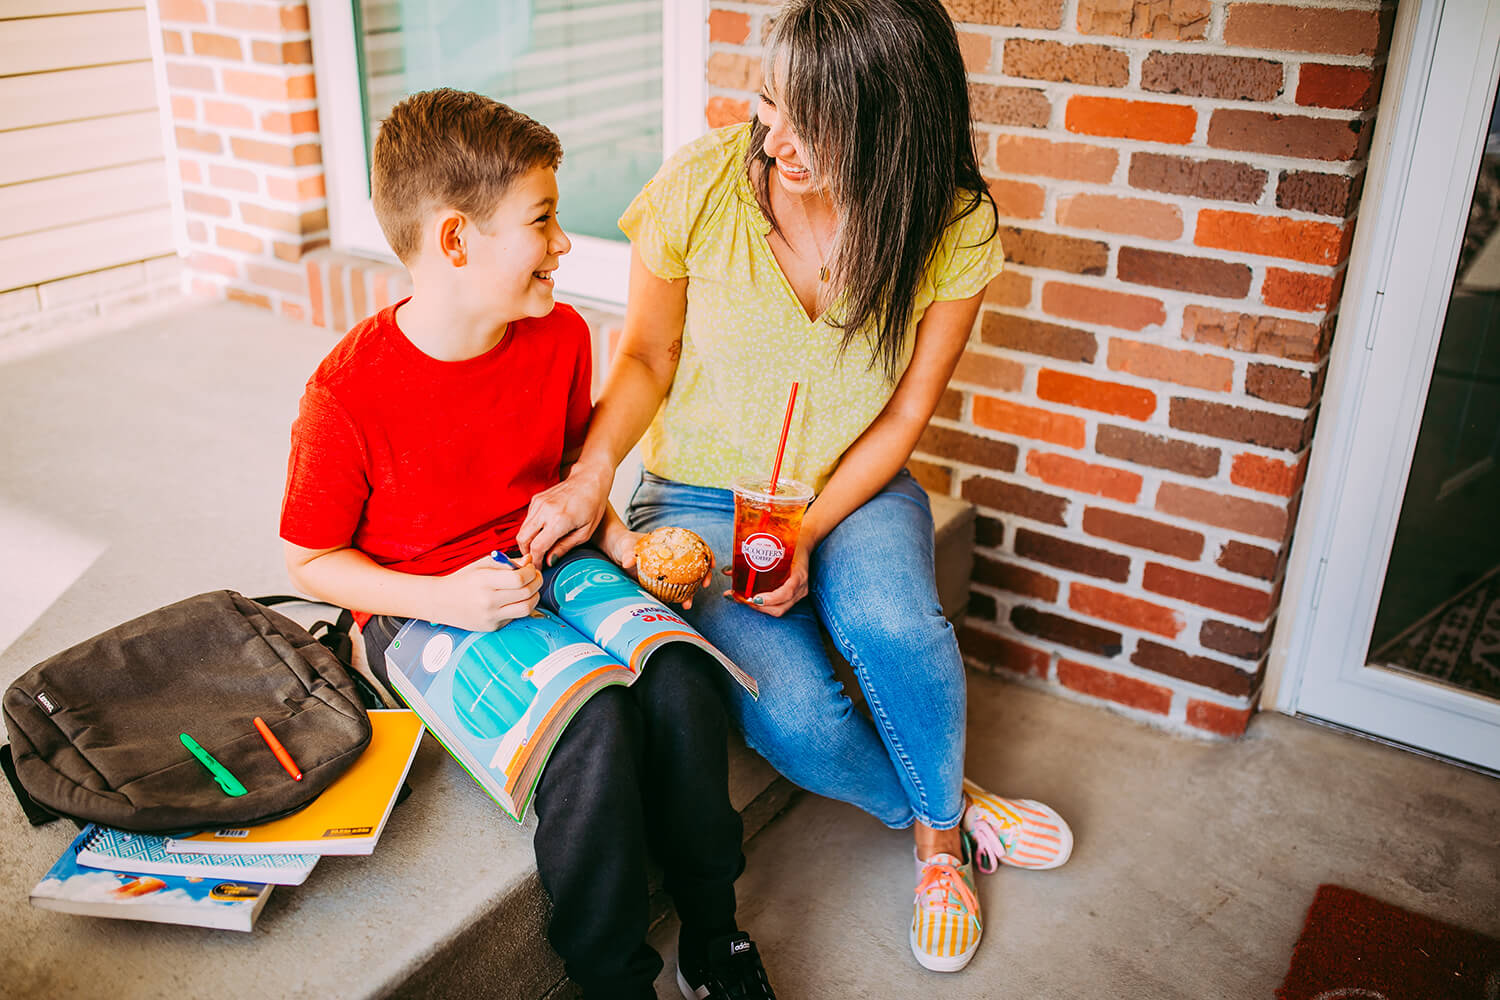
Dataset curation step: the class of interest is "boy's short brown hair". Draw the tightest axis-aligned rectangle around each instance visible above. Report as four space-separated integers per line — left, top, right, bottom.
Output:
371 88 563 263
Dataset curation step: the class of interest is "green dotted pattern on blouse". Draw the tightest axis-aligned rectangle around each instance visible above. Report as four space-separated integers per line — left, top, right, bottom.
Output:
618 123 1007 493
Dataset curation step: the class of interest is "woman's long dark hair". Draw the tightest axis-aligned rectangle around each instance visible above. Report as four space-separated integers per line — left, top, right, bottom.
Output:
746 0 997 381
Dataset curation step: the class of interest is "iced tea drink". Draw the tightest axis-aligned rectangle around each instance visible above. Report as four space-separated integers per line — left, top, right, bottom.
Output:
730 476 814 599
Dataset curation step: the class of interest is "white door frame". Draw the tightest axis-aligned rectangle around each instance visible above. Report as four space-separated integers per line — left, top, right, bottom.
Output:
1269 0 1500 770
307 0 708 308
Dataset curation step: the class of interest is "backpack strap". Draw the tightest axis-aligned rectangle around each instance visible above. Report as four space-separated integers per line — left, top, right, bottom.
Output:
1 743 60 827
254 597 384 711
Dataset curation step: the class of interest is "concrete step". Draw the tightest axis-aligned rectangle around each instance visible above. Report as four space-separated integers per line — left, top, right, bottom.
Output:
0 302 975 1000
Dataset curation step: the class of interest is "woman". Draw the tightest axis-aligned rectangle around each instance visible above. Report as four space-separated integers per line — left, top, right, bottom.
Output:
519 0 1072 972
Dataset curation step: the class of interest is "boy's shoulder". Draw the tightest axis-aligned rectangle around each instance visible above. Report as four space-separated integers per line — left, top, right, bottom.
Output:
307 304 403 395
304 300 589 400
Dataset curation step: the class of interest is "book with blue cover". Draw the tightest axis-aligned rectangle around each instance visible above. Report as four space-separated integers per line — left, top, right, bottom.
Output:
384 550 754 823
31 826 272 931
75 824 318 886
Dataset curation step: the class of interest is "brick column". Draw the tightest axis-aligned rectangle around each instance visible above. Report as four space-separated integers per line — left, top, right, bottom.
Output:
706 0 1395 738
157 0 326 321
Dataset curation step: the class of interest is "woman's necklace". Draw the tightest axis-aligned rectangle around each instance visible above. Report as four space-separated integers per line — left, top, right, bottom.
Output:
789 189 833 283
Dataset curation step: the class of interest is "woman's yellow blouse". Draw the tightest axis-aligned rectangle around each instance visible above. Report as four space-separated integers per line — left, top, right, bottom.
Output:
618 123 1006 493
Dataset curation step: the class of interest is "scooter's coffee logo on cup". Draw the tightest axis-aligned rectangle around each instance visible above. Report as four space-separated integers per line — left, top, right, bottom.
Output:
740 533 786 571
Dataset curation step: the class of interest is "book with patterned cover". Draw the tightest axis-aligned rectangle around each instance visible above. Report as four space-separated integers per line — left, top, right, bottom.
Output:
76 825 318 885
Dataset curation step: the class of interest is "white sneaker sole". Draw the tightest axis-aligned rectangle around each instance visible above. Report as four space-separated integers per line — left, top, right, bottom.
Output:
676 964 708 999
909 925 980 973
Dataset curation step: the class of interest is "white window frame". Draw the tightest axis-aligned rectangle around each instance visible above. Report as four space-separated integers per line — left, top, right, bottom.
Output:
307 0 707 308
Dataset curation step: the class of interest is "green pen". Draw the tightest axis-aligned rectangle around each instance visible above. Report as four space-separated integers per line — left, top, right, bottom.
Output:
179 732 247 797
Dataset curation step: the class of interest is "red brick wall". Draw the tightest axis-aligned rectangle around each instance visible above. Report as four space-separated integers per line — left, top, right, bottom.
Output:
707 0 1394 737
159 0 326 318
161 0 1395 739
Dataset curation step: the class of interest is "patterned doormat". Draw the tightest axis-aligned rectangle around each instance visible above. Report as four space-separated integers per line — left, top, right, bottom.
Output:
1276 885 1500 1000
1371 564 1500 700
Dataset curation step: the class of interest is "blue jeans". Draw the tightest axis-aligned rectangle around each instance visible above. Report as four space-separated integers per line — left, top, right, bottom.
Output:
627 470 966 830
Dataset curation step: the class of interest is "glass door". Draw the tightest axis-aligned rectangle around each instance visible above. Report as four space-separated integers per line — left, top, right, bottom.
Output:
1280 0 1500 770
1367 95 1500 703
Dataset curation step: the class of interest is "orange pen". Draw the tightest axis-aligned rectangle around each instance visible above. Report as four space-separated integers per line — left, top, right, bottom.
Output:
252 716 303 781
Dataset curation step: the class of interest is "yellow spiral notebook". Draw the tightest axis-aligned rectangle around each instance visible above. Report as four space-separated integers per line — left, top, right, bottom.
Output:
163 709 424 856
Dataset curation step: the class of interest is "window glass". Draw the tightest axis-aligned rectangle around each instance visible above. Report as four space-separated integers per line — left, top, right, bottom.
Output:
358 0 664 241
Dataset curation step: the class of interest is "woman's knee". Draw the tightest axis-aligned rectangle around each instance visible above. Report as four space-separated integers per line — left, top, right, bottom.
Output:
732 669 864 754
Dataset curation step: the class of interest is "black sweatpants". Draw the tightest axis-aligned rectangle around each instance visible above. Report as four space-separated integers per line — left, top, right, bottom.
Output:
363 615 744 999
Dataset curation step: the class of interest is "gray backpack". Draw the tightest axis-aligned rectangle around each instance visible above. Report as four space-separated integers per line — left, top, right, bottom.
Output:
2 591 373 833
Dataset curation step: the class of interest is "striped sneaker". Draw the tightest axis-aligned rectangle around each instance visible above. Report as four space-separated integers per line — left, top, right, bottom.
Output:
961 778 1073 873
909 842 982 972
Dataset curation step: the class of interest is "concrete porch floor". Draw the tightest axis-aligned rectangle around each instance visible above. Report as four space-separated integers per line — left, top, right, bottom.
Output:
649 687 1500 998
1 301 1497 999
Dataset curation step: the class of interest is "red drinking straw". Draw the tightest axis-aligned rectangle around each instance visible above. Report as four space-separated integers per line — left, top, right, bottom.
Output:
768 382 799 496
745 382 800 597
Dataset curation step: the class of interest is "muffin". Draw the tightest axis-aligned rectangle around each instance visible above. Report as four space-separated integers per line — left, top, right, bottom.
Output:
634 527 713 604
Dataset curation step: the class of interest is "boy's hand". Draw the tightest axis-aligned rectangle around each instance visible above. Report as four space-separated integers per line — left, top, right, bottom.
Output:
433 553 543 631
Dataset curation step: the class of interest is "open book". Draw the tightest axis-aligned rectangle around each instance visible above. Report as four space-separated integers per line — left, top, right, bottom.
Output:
384 550 755 822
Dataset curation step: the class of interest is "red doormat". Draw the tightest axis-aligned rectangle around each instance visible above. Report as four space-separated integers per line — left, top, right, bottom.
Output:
1277 884 1500 1000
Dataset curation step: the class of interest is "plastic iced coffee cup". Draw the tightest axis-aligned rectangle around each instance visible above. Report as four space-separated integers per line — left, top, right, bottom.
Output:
730 476 815 600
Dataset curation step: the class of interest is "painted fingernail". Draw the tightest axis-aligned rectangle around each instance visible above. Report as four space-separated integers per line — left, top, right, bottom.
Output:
753 595 764 606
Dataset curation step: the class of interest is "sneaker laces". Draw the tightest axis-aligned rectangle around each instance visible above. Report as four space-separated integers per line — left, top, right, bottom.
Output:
915 858 978 920
964 804 1017 875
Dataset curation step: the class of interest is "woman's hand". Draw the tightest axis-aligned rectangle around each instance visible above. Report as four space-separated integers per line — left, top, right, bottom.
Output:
675 546 718 611
605 519 716 610
517 462 613 568
724 543 810 617
598 520 644 576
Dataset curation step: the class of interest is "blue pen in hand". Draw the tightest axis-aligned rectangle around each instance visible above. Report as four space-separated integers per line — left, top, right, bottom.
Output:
490 550 541 626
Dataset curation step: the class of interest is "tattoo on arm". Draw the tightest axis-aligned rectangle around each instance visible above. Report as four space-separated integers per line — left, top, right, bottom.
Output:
667 339 682 363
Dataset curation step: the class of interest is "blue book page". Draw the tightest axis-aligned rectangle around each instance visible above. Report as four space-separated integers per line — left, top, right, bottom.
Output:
543 553 757 695
385 611 630 819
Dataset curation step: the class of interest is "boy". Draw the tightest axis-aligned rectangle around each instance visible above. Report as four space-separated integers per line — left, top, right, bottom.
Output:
280 89 775 1000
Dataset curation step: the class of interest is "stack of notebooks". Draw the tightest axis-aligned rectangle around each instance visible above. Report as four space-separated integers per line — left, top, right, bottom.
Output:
29 709 424 932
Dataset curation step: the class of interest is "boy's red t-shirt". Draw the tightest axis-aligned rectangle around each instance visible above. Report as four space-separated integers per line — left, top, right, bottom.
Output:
279 299 593 625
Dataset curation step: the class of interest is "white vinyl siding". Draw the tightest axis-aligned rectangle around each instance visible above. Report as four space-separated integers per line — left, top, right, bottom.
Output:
0 5 174 295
